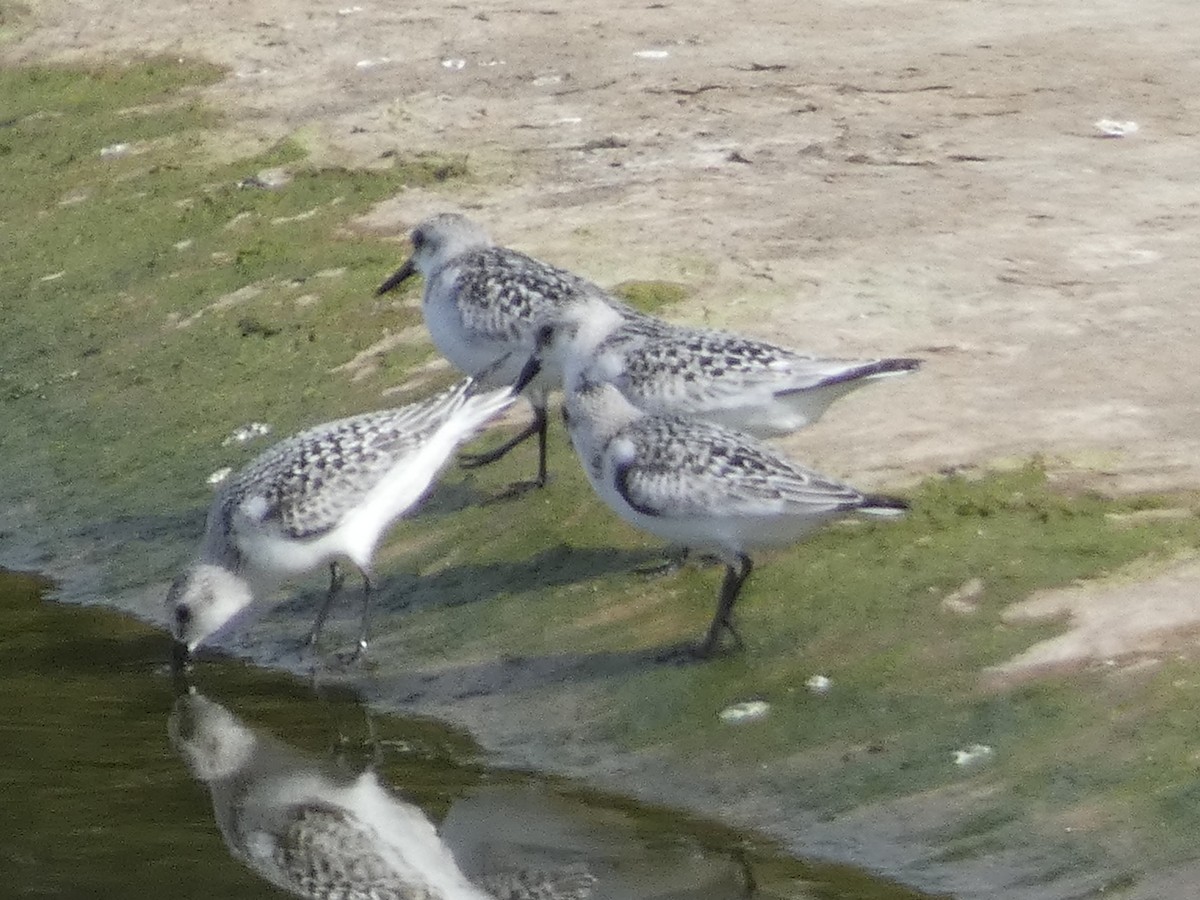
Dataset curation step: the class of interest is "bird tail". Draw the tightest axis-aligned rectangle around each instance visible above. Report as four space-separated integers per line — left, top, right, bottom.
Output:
777 357 922 397
859 494 910 517
831 356 921 384
455 378 521 438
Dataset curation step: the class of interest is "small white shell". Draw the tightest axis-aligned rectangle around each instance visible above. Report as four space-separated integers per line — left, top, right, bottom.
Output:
719 700 770 724
1094 119 1139 138
222 422 272 446
953 743 995 767
805 674 832 694
206 467 233 486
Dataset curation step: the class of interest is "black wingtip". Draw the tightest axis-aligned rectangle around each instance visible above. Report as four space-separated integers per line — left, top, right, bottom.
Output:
860 494 910 514
883 357 923 374
774 356 923 399
823 357 922 388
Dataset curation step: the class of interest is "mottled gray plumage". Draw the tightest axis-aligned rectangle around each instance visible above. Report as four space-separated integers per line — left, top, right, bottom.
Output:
616 319 918 400
211 388 480 547
543 296 920 439
376 213 633 490
563 378 908 656
438 245 618 346
255 803 441 900
477 865 596 900
168 376 521 654
608 414 872 520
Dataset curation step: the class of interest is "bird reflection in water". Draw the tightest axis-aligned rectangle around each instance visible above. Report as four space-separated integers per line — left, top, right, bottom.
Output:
169 690 755 899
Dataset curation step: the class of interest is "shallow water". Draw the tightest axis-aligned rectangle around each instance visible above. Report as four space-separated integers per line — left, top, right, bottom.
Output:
0 569 940 899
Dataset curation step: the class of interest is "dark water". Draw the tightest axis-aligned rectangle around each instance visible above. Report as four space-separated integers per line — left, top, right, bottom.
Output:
0 570 939 899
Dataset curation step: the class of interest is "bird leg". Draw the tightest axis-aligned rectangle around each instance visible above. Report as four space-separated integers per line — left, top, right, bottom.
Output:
349 567 374 661
170 641 193 685
695 554 753 658
306 562 345 650
459 417 538 467
465 403 551 499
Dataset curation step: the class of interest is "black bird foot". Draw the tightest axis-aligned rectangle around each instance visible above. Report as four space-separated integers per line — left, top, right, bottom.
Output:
482 478 548 504
635 548 689 578
692 619 745 660
332 639 370 669
459 446 515 470
634 548 723 577
654 641 717 665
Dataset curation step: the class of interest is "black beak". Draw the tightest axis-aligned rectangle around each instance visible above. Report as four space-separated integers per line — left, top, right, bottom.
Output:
171 640 192 681
376 257 417 295
512 352 543 394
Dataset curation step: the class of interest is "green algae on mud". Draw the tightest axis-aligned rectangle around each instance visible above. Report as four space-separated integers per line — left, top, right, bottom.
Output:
612 279 691 315
0 58 466 538
373 453 1200 881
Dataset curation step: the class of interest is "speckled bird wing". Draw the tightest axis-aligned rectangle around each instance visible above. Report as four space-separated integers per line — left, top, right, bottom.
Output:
220 382 471 541
616 326 840 406
237 802 414 899
477 863 597 900
612 417 864 519
451 247 610 344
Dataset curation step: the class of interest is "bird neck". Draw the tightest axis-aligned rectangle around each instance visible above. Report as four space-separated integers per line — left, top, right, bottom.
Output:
567 380 644 444
557 298 628 387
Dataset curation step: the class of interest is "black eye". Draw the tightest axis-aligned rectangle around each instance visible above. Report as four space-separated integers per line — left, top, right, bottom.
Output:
410 228 425 250
175 606 192 627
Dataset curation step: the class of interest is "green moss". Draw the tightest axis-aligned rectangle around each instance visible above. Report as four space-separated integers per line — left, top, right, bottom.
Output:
612 279 690 314
0 58 464 538
381 451 1200 872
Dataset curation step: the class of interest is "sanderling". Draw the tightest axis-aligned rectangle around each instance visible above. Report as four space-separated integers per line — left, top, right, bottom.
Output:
170 689 498 900
171 689 597 900
376 212 630 492
561 377 908 657
544 295 921 438
166 364 536 660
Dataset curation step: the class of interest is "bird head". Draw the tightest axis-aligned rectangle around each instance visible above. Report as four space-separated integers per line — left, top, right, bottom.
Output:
376 212 493 294
166 562 256 655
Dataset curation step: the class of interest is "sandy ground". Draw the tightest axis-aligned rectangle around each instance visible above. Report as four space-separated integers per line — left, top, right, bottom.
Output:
8 0 1200 894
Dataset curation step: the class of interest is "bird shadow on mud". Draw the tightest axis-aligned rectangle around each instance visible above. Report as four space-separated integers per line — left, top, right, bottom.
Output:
267 541 663 640
274 542 691 696
404 476 497 523
375 543 662 615
370 642 689 707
